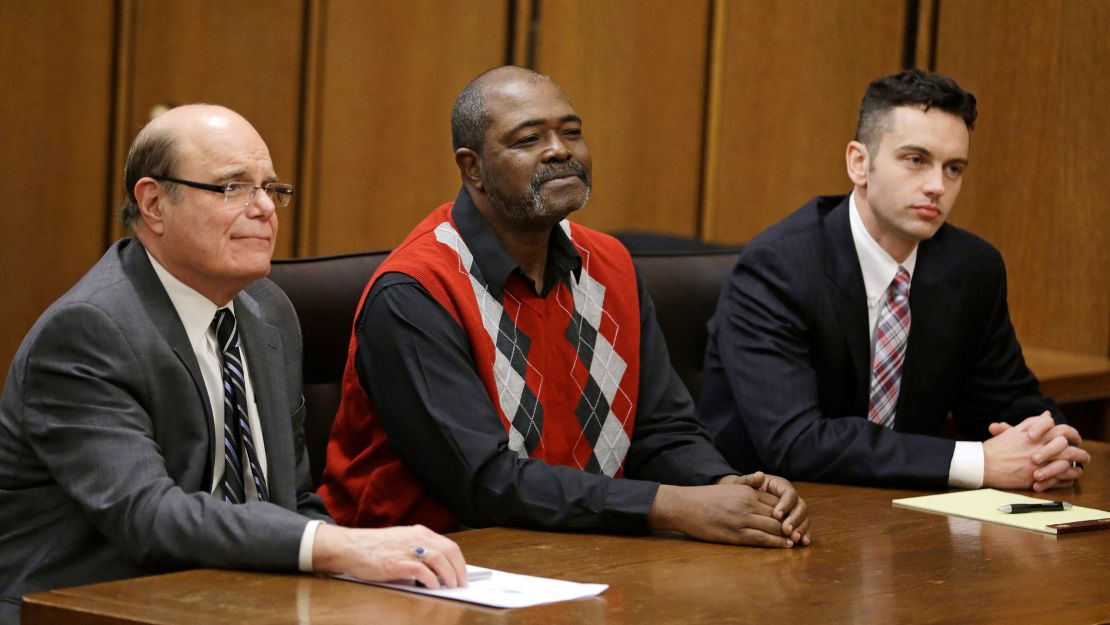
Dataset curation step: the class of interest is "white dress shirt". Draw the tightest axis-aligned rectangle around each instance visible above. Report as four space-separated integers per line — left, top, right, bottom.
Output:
848 193 984 488
147 252 320 570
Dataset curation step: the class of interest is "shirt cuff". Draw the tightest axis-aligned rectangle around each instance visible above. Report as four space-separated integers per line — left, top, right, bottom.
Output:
298 520 323 572
948 441 985 489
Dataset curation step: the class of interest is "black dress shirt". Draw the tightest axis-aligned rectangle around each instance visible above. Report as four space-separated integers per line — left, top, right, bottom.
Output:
353 188 736 533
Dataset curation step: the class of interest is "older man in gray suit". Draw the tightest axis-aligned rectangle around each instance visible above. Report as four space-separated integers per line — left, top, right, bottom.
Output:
0 104 465 622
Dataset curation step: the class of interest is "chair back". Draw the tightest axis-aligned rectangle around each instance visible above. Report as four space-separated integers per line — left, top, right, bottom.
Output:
268 251 388 485
631 249 741 399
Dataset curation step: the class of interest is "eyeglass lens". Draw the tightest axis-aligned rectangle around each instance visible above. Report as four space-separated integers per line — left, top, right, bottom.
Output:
225 183 293 207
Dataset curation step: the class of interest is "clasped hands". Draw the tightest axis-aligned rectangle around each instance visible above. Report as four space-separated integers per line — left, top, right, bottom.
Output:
650 472 811 548
984 411 1090 491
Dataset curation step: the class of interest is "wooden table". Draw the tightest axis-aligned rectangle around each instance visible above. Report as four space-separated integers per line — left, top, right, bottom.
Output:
23 443 1110 625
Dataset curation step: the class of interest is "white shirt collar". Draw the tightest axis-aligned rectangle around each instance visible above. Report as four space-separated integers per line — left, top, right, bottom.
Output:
146 251 232 353
849 191 918 307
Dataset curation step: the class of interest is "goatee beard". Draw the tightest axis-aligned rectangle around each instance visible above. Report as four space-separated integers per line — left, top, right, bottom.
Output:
485 161 592 226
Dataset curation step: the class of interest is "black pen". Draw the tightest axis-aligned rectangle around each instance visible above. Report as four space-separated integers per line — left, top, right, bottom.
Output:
997 501 1072 514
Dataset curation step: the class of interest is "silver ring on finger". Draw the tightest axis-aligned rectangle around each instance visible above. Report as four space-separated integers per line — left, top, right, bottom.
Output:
412 545 429 560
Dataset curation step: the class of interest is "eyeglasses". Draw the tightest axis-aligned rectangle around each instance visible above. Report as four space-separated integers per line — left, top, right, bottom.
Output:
152 175 294 208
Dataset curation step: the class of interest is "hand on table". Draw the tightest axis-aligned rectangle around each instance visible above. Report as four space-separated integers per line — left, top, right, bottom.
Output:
984 411 1090 491
650 474 810 548
718 472 811 546
312 523 467 589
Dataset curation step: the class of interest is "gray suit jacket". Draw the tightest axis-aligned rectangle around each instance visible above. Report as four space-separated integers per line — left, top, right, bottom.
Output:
0 238 330 618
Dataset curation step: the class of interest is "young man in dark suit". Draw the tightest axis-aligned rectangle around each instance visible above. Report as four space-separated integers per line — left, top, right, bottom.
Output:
700 70 1089 491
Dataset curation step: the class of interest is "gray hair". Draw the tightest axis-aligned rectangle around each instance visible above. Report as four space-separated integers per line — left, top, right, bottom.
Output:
119 124 180 229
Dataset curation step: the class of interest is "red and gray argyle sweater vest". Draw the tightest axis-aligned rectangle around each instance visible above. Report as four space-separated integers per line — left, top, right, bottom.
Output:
320 202 642 532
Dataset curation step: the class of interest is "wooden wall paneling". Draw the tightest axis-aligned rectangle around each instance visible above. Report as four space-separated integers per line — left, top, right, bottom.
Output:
528 0 711 237
700 0 729 239
0 2 116 378
914 0 938 70
113 0 307 259
108 0 137 245
304 1 509 256
511 0 537 68
932 0 1110 356
295 0 325 258
701 0 907 244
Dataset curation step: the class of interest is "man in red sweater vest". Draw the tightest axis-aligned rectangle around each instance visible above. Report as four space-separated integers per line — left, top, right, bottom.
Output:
321 66 811 548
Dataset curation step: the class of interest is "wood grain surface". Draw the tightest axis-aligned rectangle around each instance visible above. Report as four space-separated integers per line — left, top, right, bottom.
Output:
23 443 1110 625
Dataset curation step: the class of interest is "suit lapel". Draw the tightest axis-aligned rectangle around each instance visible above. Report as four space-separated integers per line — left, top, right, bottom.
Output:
823 198 871 394
119 239 216 477
234 290 294 509
897 236 959 427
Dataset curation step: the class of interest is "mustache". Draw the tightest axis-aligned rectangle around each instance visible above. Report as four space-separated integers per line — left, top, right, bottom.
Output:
530 161 590 190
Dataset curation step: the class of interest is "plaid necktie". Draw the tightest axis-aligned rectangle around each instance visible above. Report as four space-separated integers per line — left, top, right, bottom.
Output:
867 267 911 428
212 308 269 502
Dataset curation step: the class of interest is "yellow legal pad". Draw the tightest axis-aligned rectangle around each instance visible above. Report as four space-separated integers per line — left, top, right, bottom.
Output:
892 488 1110 535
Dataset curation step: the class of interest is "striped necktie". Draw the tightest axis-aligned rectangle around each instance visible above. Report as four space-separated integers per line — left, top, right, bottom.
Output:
212 308 269 502
867 267 911 428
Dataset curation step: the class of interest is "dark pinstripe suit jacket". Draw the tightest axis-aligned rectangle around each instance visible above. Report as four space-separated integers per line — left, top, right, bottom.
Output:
698 195 1058 488
0 238 330 621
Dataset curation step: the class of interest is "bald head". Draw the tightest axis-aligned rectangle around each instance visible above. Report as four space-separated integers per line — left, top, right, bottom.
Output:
121 104 261 229
451 66 562 154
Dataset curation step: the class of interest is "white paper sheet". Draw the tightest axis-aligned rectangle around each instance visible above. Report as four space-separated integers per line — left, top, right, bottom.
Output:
336 565 608 609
